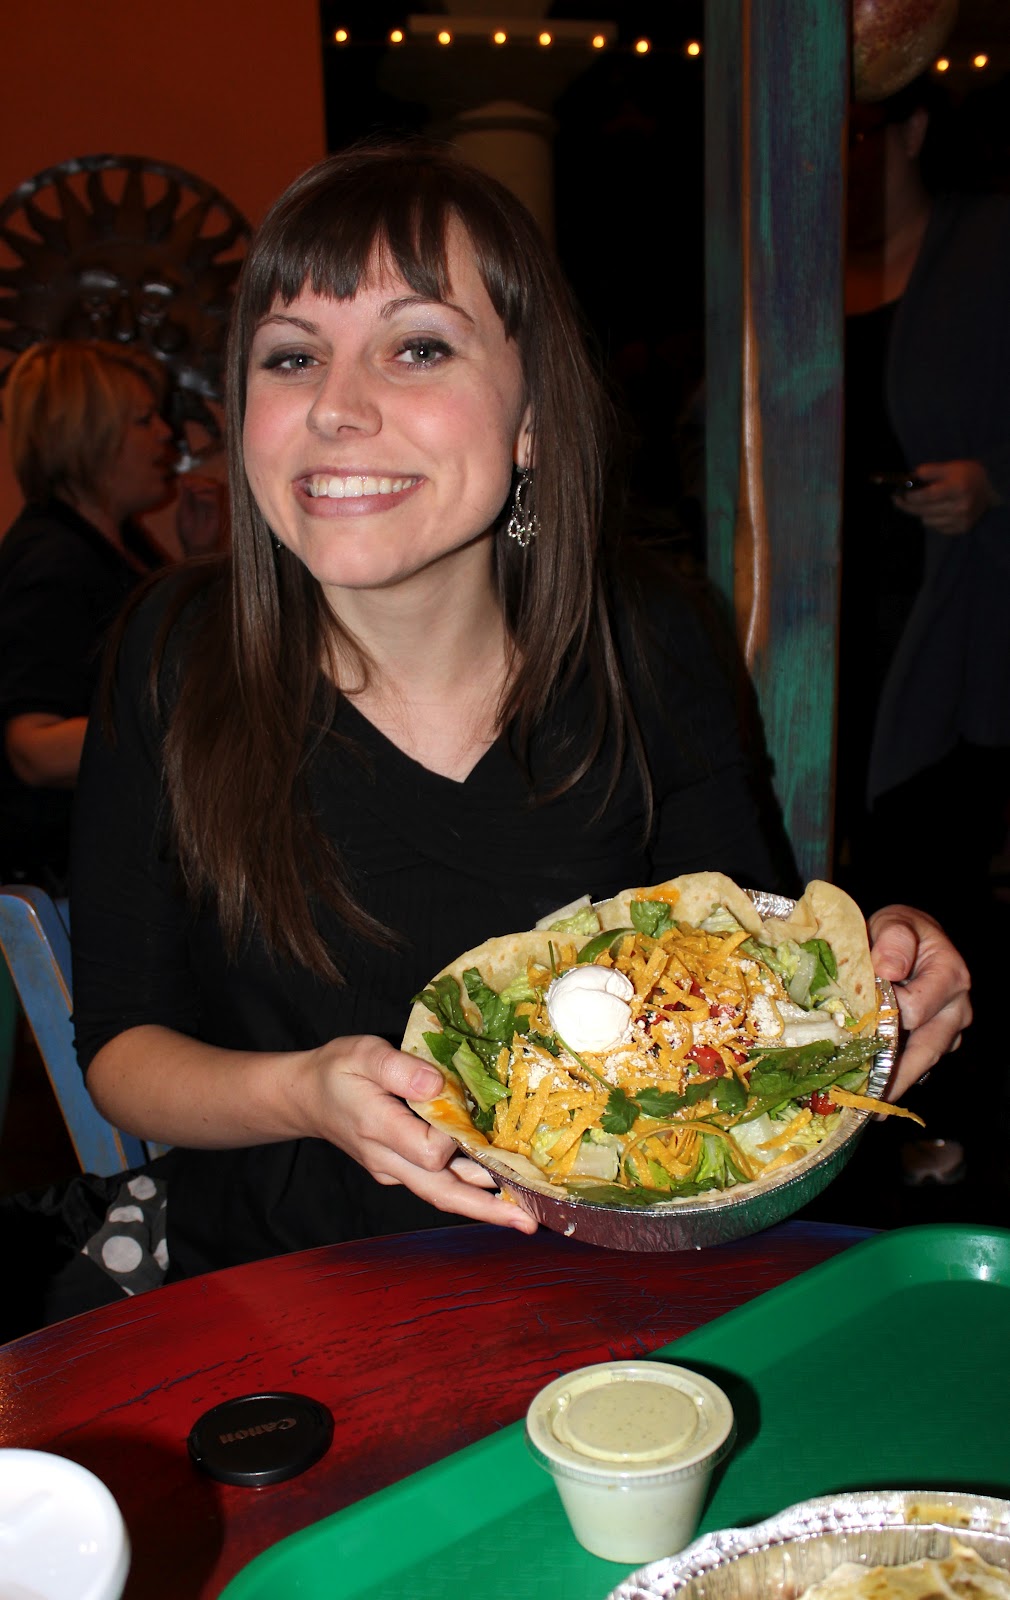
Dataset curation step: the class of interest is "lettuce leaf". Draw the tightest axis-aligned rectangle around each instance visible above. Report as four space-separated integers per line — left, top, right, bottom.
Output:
740 936 841 1010
548 905 602 936
630 899 675 939
414 970 532 1073
741 1036 880 1120
452 1040 509 1117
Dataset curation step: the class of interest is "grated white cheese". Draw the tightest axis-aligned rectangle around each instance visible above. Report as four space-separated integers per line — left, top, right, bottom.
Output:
748 992 785 1038
526 1057 554 1090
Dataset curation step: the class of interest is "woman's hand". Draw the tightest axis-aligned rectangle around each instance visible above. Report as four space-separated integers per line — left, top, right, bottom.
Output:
305 1035 539 1234
895 460 997 535
867 905 972 1099
5 711 88 787
176 474 228 555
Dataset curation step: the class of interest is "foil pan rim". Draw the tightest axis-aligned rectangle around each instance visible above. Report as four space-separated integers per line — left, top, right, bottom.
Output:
607 1490 1010 1600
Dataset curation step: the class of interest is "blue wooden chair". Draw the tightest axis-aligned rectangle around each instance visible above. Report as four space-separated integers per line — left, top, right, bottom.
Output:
0 884 150 1176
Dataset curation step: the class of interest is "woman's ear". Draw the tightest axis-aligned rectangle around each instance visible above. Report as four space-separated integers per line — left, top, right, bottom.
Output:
514 407 535 471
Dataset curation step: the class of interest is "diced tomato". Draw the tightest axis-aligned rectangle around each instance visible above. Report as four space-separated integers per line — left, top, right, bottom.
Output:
685 982 711 1020
809 1090 835 1116
687 1044 726 1077
712 1002 739 1021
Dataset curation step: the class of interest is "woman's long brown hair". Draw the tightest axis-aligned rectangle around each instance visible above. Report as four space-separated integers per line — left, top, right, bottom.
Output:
154 143 641 980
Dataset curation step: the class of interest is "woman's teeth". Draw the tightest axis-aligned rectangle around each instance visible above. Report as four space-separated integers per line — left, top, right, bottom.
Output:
304 474 417 499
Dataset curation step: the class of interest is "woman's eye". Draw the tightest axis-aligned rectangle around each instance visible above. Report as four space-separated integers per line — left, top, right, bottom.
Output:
261 349 318 374
395 337 451 369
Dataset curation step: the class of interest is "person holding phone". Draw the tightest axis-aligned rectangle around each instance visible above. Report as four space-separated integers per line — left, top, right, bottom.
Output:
837 77 1010 956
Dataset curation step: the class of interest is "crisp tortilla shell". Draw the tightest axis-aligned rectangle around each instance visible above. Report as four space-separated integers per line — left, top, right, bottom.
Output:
596 871 765 938
402 873 880 1198
759 878 877 1018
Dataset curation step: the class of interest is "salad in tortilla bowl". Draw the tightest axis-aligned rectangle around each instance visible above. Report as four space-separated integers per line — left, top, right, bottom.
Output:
402 874 911 1249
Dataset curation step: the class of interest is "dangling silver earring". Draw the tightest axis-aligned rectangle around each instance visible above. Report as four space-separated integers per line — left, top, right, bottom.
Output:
506 466 539 549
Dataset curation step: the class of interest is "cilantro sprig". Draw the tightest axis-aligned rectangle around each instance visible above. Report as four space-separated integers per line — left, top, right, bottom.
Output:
599 1074 747 1134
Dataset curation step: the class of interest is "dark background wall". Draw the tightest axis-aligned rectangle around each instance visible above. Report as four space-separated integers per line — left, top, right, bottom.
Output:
316 1 1010 553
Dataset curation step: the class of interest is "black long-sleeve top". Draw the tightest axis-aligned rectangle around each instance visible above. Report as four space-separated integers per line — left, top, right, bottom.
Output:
868 191 1010 800
0 498 164 885
70 567 779 1281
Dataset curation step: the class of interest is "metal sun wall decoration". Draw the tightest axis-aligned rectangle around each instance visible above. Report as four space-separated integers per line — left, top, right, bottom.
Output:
0 154 251 468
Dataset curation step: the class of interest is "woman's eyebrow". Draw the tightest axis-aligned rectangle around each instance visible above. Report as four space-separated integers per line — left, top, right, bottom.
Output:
380 294 475 326
255 313 319 335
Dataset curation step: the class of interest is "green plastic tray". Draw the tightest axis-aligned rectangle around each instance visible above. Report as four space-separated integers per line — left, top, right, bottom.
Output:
221 1225 1010 1599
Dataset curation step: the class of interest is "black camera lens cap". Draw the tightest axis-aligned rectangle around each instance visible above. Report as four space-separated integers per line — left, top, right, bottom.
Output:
188 1391 334 1487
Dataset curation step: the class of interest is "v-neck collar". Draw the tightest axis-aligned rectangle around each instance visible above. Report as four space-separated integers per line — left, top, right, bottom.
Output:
334 693 510 790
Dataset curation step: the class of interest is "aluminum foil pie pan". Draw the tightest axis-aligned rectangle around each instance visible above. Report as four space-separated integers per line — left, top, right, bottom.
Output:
492 890 899 1252
607 1490 1010 1600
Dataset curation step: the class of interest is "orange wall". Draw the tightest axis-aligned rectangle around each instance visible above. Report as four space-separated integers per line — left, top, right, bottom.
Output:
0 0 326 539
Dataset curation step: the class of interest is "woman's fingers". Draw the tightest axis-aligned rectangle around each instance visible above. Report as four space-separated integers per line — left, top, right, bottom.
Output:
372 1148 537 1232
868 905 972 1098
310 1038 536 1231
895 459 995 535
448 1153 501 1188
353 1079 459 1172
886 1001 970 1100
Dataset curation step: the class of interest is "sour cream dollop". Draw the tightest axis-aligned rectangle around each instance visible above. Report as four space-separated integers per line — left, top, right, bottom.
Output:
546 965 635 1055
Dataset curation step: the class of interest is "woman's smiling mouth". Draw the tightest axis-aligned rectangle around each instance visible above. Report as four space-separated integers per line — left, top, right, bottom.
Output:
303 473 422 499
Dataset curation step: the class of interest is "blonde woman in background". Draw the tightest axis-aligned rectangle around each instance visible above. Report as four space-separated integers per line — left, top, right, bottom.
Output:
0 340 222 891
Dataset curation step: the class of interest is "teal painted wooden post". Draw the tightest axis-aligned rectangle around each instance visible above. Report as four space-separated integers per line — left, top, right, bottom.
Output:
706 0 848 884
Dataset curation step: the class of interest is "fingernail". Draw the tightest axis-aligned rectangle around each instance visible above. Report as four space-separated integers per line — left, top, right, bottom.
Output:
409 1066 443 1097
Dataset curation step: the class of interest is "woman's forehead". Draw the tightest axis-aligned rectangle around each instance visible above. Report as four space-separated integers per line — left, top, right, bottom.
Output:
263 222 498 322
122 367 158 402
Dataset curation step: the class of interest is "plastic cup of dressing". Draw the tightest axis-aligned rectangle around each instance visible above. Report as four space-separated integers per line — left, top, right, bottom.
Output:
0 1449 130 1600
525 1360 735 1564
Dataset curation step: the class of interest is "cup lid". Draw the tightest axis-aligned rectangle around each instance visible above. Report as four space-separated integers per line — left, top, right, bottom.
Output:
0 1449 129 1600
526 1361 735 1484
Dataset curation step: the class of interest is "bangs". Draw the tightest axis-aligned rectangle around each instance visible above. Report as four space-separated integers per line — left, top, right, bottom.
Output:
239 148 531 341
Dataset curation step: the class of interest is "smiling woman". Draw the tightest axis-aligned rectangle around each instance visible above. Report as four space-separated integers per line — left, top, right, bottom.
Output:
242 243 528 602
58 142 971 1320
240 255 531 777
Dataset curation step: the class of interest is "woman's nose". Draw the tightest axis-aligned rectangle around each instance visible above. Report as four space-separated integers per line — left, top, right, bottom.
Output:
307 363 381 436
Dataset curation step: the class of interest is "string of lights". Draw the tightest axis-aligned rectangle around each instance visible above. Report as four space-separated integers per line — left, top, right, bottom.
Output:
326 28 999 75
328 26 703 58
934 53 991 71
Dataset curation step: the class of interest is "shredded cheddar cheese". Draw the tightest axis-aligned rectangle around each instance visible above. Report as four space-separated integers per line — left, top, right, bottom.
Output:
828 1087 925 1124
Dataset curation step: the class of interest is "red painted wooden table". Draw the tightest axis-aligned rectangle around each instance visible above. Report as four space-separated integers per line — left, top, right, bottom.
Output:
0 1218 868 1598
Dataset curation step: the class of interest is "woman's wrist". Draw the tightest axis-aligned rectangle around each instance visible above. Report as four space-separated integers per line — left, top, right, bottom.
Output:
86 1026 322 1150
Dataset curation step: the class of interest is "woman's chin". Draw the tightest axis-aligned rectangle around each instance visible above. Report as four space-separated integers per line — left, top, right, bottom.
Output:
293 531 496 598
